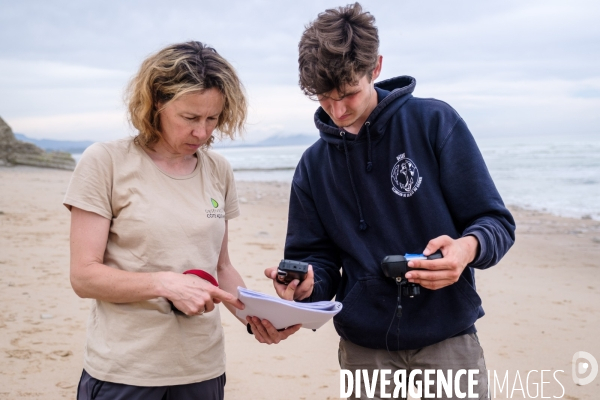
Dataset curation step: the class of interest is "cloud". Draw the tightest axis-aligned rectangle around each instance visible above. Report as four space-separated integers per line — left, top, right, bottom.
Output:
0 0 598 141
417 77 600 137
8 111 130 141
0 60 130 139
0 60 128 88
245 85 317 140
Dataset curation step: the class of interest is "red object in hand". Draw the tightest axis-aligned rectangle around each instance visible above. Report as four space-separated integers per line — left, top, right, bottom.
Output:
169 270 220 314
183 269 219 287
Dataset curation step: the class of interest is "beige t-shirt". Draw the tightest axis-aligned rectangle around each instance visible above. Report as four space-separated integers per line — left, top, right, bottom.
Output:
63 138 239 386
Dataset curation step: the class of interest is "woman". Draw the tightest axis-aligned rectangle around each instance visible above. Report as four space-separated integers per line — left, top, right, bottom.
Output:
64 41 299 400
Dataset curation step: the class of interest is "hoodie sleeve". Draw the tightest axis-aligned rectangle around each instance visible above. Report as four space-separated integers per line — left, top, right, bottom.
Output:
284 169 342 302
437 117 516 269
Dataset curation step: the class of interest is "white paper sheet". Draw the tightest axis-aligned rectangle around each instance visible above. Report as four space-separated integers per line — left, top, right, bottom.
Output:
235 287 342 330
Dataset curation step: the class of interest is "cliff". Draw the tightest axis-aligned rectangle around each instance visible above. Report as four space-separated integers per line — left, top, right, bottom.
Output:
0 117 75 170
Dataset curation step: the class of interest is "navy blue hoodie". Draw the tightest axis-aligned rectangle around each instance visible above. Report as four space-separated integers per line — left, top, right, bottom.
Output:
284 76 515 350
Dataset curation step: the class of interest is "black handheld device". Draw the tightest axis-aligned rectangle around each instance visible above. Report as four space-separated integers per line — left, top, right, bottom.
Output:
381 251 443 283
276 259 309 285
381 251 443 317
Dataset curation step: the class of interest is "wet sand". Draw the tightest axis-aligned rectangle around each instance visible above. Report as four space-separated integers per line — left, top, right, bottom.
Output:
0 166 599 399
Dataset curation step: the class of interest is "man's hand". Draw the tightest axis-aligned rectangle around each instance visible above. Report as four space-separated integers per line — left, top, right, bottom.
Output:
264 265 314 301
246 316 301 344
404 235 479 290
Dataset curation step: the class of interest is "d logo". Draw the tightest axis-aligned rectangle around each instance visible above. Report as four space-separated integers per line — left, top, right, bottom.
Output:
572 351 598 386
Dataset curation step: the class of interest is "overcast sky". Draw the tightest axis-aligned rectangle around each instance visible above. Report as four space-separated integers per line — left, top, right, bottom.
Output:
1 0 599 143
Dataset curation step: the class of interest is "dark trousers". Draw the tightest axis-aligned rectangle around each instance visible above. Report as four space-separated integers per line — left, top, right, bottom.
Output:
77 369 226 400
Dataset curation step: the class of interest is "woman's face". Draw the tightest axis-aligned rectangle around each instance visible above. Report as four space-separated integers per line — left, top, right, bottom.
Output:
158 88 224 155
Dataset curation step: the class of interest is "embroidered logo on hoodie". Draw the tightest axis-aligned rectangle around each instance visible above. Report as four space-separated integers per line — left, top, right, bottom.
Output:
391 154 422 198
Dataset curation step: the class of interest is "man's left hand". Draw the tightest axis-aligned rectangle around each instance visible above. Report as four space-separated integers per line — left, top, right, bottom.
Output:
404 235 479 290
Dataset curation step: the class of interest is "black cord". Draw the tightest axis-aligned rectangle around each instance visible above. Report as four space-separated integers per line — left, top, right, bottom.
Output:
385 280 403 360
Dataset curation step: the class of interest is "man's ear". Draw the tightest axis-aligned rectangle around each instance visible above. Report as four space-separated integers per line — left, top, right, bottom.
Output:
372 55 383 81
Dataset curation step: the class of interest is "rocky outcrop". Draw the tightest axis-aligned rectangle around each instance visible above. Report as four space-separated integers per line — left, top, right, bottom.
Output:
0 116 75 170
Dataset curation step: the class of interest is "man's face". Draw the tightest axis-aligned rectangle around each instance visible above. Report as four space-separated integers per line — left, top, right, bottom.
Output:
317 56 382 134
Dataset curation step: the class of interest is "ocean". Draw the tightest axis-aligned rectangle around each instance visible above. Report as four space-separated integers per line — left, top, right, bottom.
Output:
71 134 600 221
474 135 600 221
213 135 600 221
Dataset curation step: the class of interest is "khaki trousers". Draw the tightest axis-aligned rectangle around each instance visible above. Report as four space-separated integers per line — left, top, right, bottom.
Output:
339 333 489 400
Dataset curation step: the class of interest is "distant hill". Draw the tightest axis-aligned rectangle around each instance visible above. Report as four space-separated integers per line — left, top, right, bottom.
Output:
14 133 95 153
214 134 317 148
14 132 316 152
256 134 317 147
0 117 76 170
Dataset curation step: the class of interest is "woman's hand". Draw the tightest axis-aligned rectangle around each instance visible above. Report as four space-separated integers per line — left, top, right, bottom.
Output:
246 316 301 344
70 207 246 313
155 271 244 316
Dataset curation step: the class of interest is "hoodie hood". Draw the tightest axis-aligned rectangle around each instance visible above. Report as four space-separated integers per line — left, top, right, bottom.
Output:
314 75 417 144
311 76 417 231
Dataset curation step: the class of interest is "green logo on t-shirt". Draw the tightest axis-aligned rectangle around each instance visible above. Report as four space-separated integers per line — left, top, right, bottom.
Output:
205 198 224 219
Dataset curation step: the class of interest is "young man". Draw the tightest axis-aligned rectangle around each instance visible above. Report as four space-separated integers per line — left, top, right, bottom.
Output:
264 3 515 398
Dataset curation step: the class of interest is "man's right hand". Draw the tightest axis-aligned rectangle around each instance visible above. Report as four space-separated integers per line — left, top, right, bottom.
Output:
264 265 314 301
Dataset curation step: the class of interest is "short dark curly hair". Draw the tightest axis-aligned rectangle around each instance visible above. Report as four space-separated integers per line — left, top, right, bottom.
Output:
298 2 379 98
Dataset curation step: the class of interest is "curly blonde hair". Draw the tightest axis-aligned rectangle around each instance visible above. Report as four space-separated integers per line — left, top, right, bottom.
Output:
127 41 247 148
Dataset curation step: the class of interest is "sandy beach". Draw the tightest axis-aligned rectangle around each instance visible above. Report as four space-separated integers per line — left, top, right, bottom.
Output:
1 165 599 399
